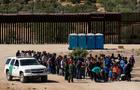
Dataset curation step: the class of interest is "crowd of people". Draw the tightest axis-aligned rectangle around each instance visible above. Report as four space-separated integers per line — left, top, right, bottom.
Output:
16 50 135 83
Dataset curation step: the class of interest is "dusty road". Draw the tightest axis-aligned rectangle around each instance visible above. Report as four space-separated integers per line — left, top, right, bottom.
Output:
0 44 140 90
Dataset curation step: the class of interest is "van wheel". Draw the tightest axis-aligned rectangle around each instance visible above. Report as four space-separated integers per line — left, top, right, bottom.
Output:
41 76 47 82
20 73 27 83
6 71 12 81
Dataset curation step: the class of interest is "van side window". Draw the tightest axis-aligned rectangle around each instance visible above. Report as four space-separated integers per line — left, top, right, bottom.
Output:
10 59 15 65
15 60 19 66
6 59 11 64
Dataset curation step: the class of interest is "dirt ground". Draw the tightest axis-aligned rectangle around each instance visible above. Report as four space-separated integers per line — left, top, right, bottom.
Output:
0 44 140 90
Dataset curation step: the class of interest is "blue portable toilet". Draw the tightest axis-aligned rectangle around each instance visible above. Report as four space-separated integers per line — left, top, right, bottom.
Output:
95 33 104 49
87 33 96 50
78 34 86 49
69 34 78 50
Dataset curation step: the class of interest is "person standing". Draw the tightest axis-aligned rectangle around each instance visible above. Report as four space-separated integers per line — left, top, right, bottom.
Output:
104 64 109 82
120 58 125 74
105 56 112 69
124 62 132 81
51 53 57 74
85 58 90 77
55 56 61 75
112 64 119 81
64 60 69 80
47 54 52 73
68 60 75 83
42 52 47 66
109 69 113 81
81 62 86 78
129 55 135 67
60 58 65 76
16 50 21 57
76 59 82 79
88 61 94 80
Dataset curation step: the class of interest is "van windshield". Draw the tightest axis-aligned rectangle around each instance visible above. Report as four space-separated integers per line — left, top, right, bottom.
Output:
20 59 40 66
6 59 11 65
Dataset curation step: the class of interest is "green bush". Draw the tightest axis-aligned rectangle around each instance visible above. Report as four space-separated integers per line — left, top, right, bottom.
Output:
69 48 88 59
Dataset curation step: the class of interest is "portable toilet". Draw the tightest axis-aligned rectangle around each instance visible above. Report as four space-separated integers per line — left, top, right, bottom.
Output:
69 34 78 50
87 33 96 50
78 34 86 49
95 33 104 49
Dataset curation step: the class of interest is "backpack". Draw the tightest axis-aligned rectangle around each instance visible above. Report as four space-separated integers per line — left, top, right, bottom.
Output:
61 60 64 69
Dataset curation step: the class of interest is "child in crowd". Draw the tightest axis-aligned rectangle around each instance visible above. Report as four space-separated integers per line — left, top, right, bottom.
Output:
109 69 113 81
113 64 119 81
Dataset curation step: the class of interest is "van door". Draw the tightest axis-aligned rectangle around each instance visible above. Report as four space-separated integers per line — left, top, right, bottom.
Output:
9 59 15 76
12 60 19 76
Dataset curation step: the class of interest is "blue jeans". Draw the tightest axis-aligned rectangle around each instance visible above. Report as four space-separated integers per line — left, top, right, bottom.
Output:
56 66 59 75
48 64 51 73
76 69 81 79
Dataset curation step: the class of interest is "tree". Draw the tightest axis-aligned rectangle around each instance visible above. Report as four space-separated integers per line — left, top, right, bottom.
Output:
7 2 22 13
97 0 137 12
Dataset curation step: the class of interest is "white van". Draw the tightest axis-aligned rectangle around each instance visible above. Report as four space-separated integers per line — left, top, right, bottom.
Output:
4 56 48 83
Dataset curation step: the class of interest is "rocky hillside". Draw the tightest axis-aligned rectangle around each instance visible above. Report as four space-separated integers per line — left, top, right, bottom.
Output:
0 0 139 13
